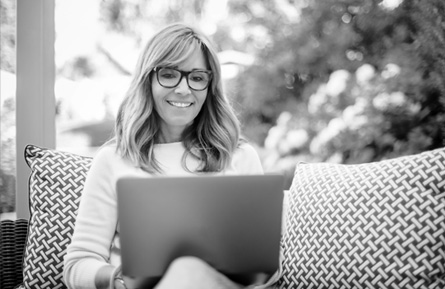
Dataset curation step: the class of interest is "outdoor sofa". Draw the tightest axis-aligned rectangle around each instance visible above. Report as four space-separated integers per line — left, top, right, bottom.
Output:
0 144 444 289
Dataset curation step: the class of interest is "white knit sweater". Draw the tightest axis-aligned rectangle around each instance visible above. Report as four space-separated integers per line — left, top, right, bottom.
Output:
63 142 264 289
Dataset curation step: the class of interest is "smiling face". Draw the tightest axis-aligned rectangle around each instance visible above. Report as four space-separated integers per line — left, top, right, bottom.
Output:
151 48 209 143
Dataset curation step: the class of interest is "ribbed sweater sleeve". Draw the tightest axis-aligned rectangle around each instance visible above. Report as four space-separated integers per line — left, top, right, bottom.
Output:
63 147 121 289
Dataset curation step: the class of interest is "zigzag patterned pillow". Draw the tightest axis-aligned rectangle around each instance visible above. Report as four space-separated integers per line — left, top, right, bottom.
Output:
277 148 445 289
22 145 92 289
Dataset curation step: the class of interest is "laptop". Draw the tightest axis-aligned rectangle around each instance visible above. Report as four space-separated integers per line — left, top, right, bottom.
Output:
116 174 284 280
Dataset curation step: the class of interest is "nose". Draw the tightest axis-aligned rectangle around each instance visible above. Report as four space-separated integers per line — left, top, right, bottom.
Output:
174 76 191 95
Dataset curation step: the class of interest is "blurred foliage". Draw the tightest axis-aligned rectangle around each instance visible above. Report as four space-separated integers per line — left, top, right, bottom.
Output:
1 0 16 213
228 0 445 186
0 0 15 73
0 168 16 214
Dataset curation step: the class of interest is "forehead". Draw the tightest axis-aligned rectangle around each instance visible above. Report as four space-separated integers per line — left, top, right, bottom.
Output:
177 49 208 71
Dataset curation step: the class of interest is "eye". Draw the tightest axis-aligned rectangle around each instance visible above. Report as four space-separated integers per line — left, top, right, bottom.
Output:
159 68 178 79
161 73 175 79
190 72 209 82
190 76 204 82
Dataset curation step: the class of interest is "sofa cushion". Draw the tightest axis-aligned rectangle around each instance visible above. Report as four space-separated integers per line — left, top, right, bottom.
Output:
277 148 445 288
22 145 92 289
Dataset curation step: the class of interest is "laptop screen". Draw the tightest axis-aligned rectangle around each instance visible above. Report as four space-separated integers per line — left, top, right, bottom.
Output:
116 174 284 278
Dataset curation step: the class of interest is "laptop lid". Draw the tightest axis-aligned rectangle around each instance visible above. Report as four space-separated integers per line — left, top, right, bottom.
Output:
116 174 284 278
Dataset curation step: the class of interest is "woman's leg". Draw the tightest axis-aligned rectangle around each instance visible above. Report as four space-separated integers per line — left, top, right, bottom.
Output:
154 256 242 289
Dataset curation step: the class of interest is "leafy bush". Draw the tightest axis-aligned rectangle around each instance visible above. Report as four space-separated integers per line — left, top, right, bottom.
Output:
246 0 445 186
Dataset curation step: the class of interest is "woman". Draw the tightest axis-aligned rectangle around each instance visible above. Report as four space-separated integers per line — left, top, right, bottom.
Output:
63 23 269 289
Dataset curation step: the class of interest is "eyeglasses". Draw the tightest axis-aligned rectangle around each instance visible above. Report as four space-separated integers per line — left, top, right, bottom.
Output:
154 67 212 91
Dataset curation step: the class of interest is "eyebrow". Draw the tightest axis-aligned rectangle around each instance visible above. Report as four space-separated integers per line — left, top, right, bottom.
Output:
168 66 210 72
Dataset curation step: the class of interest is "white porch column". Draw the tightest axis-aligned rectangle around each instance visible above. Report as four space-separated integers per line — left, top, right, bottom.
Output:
16 0 56 219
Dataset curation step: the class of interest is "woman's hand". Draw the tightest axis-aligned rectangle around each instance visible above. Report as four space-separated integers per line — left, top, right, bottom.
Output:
122 276 162 289
94 265 128 289
114 277 128 289
95 265 116 289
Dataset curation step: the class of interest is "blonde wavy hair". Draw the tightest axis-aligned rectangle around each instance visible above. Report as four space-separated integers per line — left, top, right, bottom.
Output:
114 23 241 173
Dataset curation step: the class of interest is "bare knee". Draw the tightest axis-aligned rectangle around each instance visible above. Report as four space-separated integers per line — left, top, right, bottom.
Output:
156 256 241 289
155 256 214 289
168 256 211 273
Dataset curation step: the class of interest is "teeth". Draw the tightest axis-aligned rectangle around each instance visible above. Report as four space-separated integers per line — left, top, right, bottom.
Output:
168 101 192 108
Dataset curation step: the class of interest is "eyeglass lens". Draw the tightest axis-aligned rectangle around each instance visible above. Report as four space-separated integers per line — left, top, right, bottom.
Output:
157 68 211 91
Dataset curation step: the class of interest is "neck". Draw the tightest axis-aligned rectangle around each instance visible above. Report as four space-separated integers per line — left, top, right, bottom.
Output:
157 128 184 144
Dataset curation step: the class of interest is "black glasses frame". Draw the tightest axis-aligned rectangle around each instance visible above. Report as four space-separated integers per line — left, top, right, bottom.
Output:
154 67 213 91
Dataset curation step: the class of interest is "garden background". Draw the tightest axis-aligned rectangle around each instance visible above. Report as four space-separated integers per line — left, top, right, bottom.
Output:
1 0 444 215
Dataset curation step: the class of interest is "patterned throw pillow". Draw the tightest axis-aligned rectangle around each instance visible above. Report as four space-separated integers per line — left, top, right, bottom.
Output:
22 145 92 289
277 148 445 289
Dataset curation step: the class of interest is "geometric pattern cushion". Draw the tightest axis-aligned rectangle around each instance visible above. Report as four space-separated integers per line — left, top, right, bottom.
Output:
22 145 92 289
277 147 445 289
